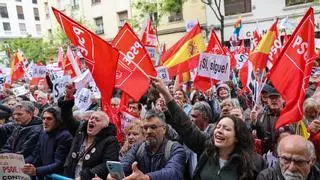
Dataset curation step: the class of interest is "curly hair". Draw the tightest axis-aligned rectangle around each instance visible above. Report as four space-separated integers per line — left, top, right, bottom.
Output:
207 115 256 180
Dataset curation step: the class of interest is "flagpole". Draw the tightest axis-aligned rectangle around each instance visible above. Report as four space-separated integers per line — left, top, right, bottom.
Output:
118 51 150 80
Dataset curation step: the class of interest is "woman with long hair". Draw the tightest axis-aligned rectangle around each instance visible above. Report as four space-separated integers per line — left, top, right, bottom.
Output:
151 77 265 180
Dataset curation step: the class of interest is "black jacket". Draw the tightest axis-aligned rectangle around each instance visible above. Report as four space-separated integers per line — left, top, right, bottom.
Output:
0 117 42 162
165 100 266 180
257 163 320 180
0 121 16 148
63 121 120 179
58 96 80 136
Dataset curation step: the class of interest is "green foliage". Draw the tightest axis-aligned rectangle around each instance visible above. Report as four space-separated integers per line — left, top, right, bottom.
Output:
130 0 185 31
0 35 56 64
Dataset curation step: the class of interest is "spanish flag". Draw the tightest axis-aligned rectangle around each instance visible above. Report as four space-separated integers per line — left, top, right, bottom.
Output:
249 18 279 72
161 23 205 77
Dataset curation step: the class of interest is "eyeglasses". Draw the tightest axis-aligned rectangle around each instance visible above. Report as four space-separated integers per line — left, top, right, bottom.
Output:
143 124 163 131
279 156 310 167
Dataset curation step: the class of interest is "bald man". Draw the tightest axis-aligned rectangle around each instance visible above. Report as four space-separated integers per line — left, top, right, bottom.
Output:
257 135 320 180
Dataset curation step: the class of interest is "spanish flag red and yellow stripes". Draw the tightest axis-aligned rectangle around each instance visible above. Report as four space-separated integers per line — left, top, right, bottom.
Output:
161 23 205 77
249 18 279 72
10 51 25 83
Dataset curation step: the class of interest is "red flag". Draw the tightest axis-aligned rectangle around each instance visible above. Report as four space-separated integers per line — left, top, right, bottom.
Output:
63 46 82 78
112 23 156 101
52 7 119 107
269 8 316 128
141 19 158 47
250 30 262 52
10 52 25 83
206 29 225 54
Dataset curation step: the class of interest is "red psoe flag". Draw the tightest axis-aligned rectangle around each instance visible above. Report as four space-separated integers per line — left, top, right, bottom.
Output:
269 7 316 128
249 19 279 72
112 23 156 101
52 7 119 106
141 19 158 47
206 29 225 54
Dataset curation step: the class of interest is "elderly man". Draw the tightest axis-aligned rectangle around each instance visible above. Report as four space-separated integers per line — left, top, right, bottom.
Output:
0 101 42 162
257 135 320 180
108 110 186 180
63 111 120 180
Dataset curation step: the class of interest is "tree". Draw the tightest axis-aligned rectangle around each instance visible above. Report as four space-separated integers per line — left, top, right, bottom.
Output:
0 35 56 64
201 0 224 42
130 0 185 32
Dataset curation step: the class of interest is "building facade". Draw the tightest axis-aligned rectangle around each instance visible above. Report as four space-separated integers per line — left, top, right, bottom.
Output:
206 0 320 43
0 0 41 40
38 0 131 42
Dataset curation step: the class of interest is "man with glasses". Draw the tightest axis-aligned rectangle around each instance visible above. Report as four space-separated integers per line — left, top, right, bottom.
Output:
257 135 320 180
108 110 186 180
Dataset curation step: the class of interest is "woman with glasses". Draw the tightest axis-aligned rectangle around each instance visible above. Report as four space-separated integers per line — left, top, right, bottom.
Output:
151 77 266 180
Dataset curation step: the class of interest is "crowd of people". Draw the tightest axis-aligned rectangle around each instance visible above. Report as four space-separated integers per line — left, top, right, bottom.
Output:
0 69 320 180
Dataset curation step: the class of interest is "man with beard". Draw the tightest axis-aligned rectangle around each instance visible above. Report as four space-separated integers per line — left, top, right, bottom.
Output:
257 135 320 180
109 110 186 180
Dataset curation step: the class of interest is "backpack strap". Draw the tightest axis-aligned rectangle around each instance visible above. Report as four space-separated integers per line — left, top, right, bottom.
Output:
136 142 146 161
164 140 176 162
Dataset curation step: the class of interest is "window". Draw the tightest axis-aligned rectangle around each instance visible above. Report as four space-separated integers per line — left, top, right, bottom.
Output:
36 24 41 34
224 0 251 16
94 17 104 34
168 12 183 22
117 11 128 27
285 0 313 6
0 4 9 18
15 0 21 2
32 0 37 4
3 22 10 31
71 0 79 9
33 8 40 21
19 23 26 33
92 0 101 5
16 6 24 19
44 2 50 18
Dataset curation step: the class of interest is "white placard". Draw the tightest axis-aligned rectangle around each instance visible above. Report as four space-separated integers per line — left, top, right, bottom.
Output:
0 153 31 180
145 46 157 62
156 66 170 81
197 53 230 81
186 20 198 32
73 69 93 89
120 110 139 132
53 76 71 102
49 70 64 82
32 65 47 78
315 38 320 49
88 81 101 99
12 86 29 97
75 88 91 111
234 53 248 69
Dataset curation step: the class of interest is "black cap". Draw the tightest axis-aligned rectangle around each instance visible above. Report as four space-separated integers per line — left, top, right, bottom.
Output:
267 86 280 97
0 104 12 120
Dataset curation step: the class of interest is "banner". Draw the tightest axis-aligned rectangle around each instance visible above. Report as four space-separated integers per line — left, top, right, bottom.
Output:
120 110 139 132
12 86 29 97
145 46 157 63
234 53 248 69
197 53 230 81
73 69 93 89
155 66 170 81
0 153 30 180
75 88 91 111
48 70 64 82
53 76 71 102
32 65 47 78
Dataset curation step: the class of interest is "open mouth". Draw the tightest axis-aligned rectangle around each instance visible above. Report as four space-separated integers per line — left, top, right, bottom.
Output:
88 124 95 129
215 134 225 143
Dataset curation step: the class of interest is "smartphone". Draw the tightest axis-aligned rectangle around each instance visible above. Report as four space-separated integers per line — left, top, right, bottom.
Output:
106 161 125 180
